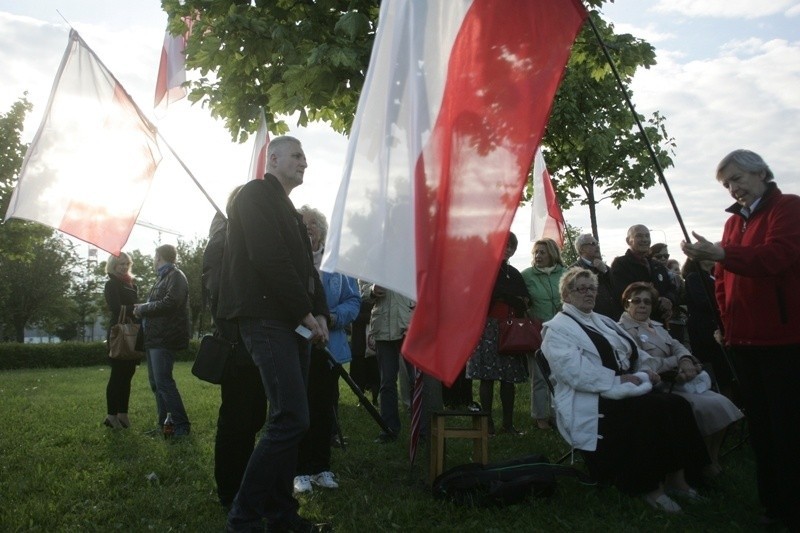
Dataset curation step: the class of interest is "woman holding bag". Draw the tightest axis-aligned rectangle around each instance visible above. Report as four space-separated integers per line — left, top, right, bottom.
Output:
466 232 529 435
103 252 139 429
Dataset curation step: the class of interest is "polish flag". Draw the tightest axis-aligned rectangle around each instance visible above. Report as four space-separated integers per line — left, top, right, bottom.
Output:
4 31 161 255
154 17 193 109
530 148 565 247
248 110 270 181
322 0 586 384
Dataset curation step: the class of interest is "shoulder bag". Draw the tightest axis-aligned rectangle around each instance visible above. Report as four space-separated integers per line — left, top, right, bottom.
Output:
109 307 144 360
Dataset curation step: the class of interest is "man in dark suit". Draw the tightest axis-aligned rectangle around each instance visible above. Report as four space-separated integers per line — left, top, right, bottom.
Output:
610 224 677 322
569 233 618 319
218 136 330 533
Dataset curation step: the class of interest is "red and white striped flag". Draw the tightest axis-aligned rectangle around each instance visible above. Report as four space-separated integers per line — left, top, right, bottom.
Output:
248 110 270 181
154 17 193 110
4 31 161 255
322 0 586 385
530 147 565 247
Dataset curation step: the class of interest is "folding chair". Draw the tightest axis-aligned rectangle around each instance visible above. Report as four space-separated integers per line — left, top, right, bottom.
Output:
534 349 573 465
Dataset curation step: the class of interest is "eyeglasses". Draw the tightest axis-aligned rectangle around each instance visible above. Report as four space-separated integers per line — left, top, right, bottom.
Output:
572 286 598 294
628 297 652 305
653 253 669 260
581 241 598 247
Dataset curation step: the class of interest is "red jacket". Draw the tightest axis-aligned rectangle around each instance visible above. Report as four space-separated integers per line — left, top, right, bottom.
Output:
715 184 800 346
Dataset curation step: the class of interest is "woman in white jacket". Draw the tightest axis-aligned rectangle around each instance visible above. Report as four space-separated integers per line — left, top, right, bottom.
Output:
541 268 709 513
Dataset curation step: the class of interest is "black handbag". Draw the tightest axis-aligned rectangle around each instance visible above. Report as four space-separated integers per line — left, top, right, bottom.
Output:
192 334 235 385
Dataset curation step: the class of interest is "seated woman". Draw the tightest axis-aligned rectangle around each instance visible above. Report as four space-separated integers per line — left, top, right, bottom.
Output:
618 281 743 476
541 267 710 513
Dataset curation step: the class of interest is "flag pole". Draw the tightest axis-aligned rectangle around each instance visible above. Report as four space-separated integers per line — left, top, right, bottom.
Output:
584 13 690 243
156 131 225 218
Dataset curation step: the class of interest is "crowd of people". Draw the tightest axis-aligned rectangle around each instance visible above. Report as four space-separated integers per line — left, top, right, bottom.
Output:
98 146 798 531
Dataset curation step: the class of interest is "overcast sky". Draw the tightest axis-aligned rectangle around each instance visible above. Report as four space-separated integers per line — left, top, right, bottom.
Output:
1 0 798 271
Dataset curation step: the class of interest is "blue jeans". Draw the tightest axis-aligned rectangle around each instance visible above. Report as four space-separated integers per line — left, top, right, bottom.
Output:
227 318 311 531
146 347 190 432
376 339 412 435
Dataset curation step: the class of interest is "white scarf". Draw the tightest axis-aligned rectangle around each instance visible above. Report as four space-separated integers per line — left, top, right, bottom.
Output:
562 303 633 371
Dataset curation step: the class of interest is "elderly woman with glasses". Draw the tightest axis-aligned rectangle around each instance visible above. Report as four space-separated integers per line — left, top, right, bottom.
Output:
541 267 710 513
618 282 743 477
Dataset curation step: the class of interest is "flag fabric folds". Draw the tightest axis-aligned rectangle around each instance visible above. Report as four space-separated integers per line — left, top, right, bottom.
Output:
322 0 587 385
154 17 193 109
248 110 270 181
530 148 565 248
4 30 161 255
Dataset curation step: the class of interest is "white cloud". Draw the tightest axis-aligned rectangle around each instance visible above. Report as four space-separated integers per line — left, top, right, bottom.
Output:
653 0 799 19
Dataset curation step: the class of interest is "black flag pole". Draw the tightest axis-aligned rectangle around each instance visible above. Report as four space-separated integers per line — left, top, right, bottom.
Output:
585 14 690 243
585 12 739 387
294 325 395 437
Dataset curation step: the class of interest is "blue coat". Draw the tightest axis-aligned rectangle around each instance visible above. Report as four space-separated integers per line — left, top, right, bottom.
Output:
323 272 361 364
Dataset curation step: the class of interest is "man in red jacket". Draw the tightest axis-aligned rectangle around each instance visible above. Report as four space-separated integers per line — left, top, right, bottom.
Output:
682 149 800 530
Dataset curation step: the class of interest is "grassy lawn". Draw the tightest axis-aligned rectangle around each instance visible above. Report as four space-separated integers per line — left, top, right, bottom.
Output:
0 362 761 532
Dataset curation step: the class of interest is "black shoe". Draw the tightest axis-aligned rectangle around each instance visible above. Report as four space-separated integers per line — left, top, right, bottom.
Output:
373 433 397 444
268 514 331 532
467 401 482 413
499 426 526 436
330 435 346 449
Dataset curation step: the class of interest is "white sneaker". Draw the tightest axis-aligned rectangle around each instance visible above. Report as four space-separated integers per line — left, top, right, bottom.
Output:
293 475 313 493
310 471 339 489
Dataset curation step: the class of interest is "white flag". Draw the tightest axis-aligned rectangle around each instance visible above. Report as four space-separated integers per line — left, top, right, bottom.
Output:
530 148 565 247
4 30 161 255
248 110 270 181
321 0 586 384
154 17 193 109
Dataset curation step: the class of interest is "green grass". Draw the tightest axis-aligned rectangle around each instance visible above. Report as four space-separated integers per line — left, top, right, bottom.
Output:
0 363 761 532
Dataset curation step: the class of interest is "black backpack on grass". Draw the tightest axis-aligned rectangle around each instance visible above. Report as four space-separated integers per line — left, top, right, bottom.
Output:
431 454 593 507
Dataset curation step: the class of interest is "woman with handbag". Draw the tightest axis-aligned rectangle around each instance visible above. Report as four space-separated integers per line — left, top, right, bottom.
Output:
103 252 139 429
466 232 529 435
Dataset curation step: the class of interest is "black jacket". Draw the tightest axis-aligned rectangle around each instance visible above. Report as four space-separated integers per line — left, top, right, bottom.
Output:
104 274 138 345
216 174 328 323
569 259 619 319
610 250 677 321
138 265 191 350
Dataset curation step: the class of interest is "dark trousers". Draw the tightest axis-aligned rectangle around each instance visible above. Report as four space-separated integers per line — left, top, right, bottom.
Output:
106 358 137 415
584 392 709 495
214 340 267 507
732 345 800 529
349 318 379 396
443 366 472 408
297 347 338 475
227 319 310 531
376 339 412 435
145 347 190 430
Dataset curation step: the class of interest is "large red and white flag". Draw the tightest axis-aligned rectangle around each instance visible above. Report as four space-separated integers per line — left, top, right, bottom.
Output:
154 17 193 109
530 148 565 247
248 110 270 181
322 0 586 384
4 30 161 255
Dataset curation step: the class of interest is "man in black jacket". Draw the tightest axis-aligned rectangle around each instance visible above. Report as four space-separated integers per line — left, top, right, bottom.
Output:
218 136 330 533
134 244 191 436
569 233 618 319
610 225 677 322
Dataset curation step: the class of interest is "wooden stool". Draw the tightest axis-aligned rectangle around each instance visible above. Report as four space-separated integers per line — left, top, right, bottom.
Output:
429 410 489 485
